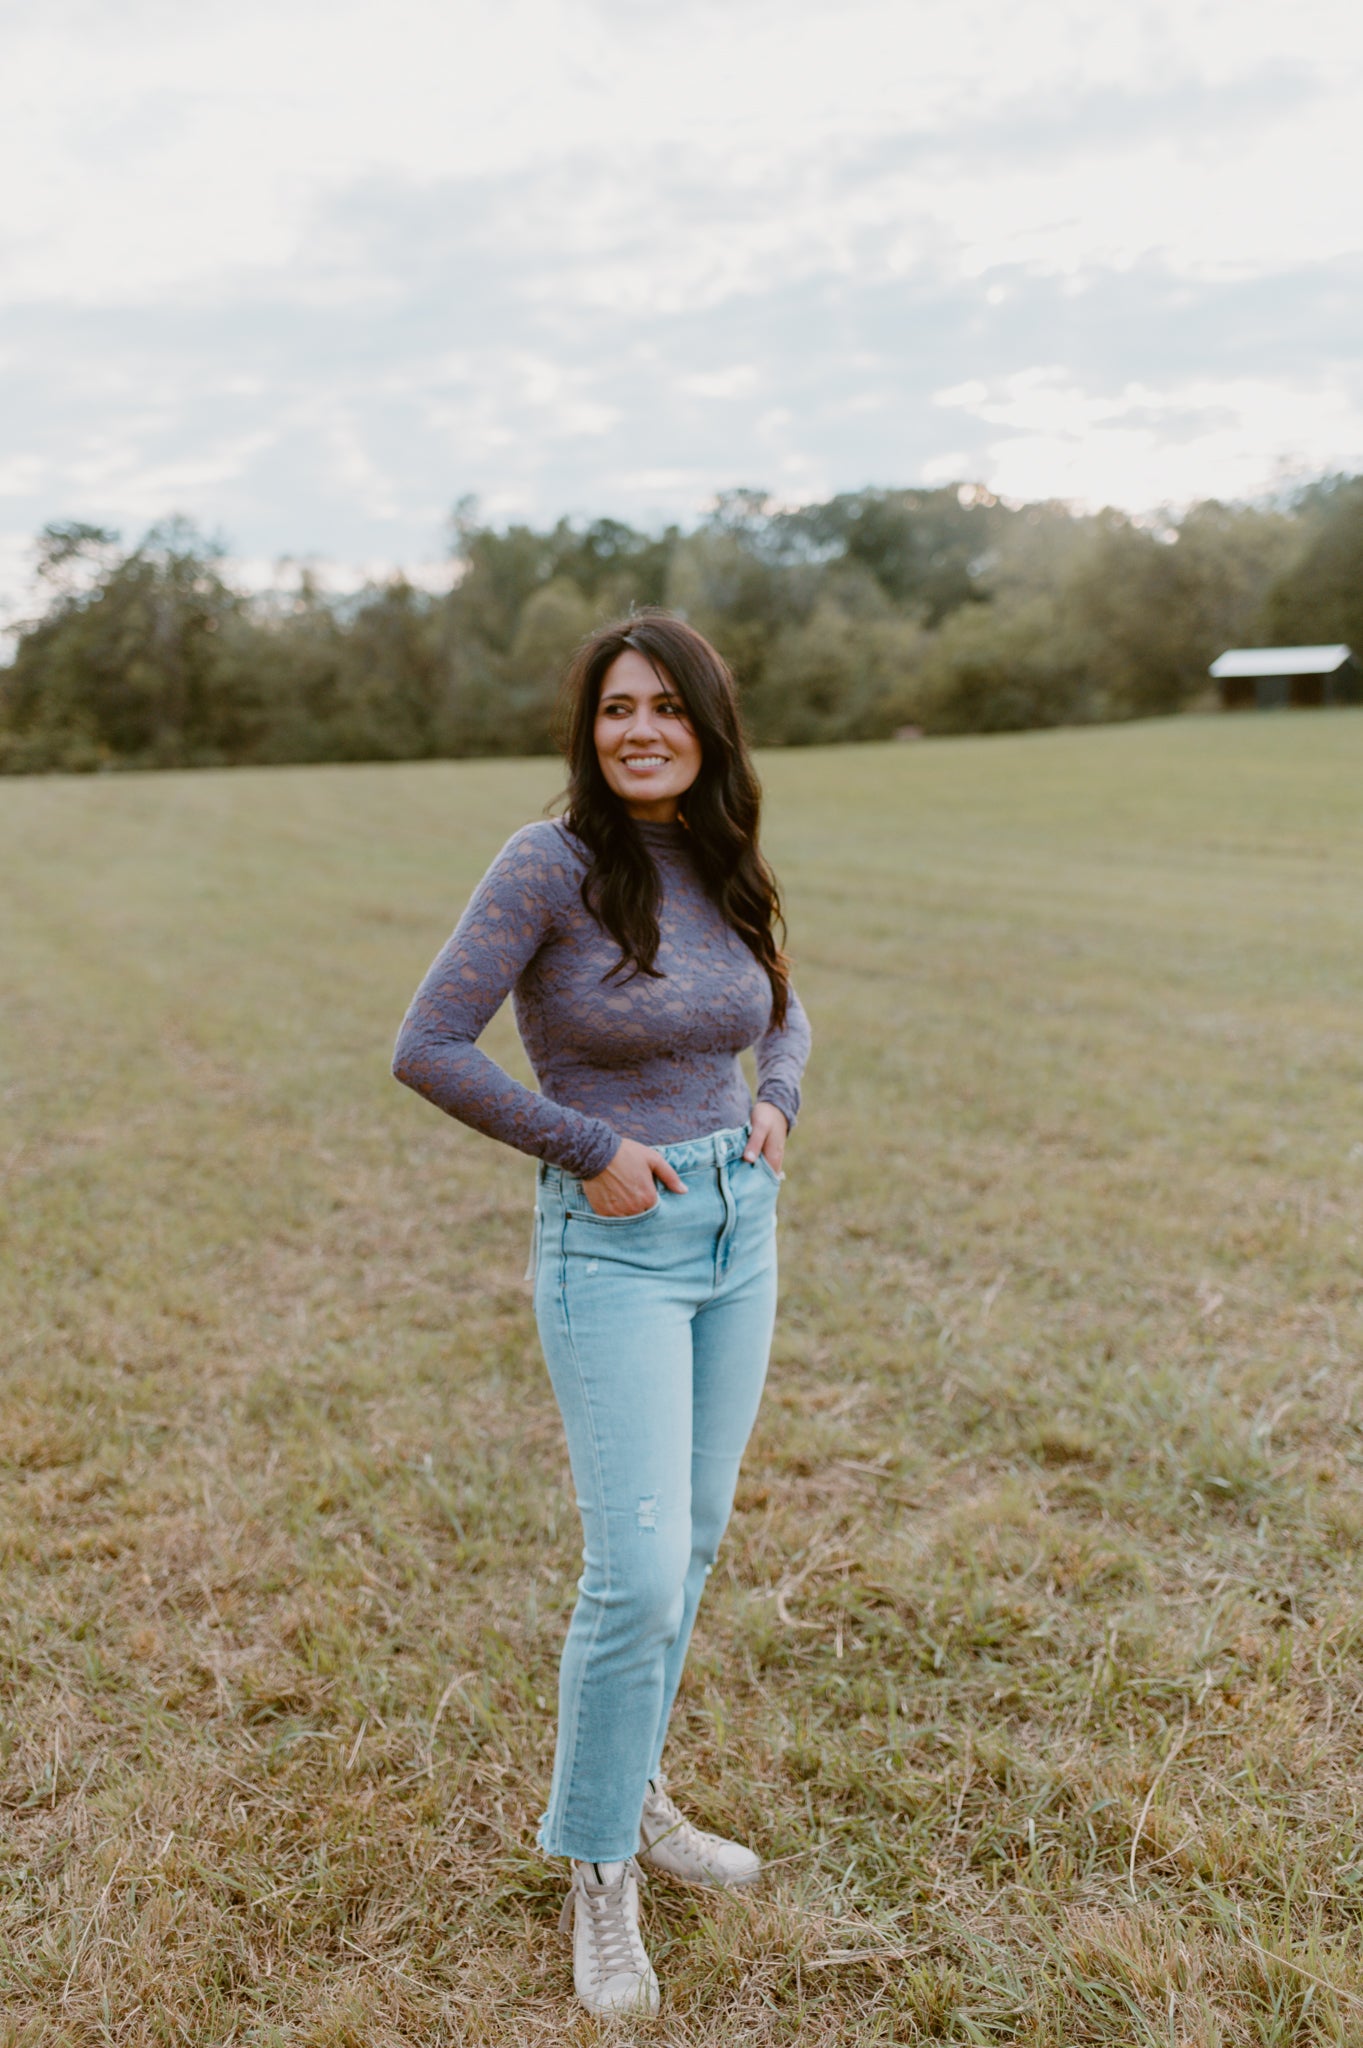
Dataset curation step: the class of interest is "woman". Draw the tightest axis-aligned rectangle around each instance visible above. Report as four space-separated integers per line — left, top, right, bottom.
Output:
392 611 811 2016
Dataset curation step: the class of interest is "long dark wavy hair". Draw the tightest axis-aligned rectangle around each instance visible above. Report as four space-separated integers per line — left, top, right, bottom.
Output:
555 610 790 1028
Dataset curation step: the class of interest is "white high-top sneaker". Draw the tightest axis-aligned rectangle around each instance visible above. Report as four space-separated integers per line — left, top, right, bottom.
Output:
558 1857 660 2015
638 1773 762 1888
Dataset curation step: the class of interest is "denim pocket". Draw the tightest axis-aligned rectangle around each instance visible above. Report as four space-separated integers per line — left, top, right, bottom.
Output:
754 1153 785 1187
564 1194 663 1226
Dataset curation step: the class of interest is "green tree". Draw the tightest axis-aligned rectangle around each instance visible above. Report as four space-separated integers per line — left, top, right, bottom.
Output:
912 593 1094 734
774 485 1005 624
1262 476 1363 651
333 580 446 760
504 577 595 753
544 518 676 612
1173 500 1298 660
1059 516 1201 720
747 578 926 744
4 479 1357 775
1 519 244 769
665 513 793 698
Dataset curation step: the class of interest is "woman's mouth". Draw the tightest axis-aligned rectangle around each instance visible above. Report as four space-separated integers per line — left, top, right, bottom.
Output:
622 754 670 772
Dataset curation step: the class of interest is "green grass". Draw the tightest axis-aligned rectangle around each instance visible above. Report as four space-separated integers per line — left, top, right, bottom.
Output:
3 712 1363 2044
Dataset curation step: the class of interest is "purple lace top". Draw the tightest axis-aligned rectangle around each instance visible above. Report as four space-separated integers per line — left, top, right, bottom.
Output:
392 817 811 1179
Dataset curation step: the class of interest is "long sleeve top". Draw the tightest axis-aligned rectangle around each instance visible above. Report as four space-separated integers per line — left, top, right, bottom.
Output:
391 815 811 1179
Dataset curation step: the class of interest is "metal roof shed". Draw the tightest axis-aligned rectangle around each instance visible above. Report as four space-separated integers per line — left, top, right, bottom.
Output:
1210 645 1358 711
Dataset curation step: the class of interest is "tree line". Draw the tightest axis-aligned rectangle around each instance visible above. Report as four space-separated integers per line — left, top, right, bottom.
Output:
2 476 1360 773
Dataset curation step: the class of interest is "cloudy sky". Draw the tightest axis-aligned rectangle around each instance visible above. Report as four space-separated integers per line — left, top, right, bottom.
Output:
4 0 1362 601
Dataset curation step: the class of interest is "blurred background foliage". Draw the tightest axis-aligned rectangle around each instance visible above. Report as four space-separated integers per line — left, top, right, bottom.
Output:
2 476 1360 773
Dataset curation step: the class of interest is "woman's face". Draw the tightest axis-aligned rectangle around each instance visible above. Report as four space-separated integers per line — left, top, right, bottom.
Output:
593 649 702 822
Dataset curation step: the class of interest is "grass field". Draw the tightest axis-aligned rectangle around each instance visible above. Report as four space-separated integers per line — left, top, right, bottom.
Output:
4 713 1363 2045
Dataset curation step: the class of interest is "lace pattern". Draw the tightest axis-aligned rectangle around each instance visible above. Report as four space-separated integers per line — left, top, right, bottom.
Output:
392 817 811 1179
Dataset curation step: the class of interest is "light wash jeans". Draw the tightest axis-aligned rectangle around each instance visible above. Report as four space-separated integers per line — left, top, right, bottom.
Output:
531 1121 780 1862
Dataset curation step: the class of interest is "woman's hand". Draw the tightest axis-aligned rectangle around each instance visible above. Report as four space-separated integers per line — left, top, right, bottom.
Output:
743 1101 789 1173
582 1137 688 1217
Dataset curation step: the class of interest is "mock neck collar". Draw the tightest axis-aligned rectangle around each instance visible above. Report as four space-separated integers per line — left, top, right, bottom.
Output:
633 816 689 849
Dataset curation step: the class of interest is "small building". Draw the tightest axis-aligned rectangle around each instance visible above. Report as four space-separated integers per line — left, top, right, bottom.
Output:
1210 644 1358 711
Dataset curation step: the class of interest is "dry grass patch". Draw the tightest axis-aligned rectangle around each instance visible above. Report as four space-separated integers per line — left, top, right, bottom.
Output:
3 717 1363 2041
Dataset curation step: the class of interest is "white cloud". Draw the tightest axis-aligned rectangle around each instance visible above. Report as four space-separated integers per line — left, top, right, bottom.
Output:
0 0 1360 597
933 368 1363 507
678 367 760 400
6 0 1358 302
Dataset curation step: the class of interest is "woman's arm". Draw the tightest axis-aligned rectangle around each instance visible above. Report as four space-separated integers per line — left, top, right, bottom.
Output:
392 826 621 1179
753 981 812 1134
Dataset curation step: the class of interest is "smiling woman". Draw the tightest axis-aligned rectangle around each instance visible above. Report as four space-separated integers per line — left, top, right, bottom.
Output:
391 610 811 2016
593 645 703 820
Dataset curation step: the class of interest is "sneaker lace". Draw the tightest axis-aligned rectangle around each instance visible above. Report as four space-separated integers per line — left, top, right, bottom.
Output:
643 1786 723 1861
563 1861 648 1986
